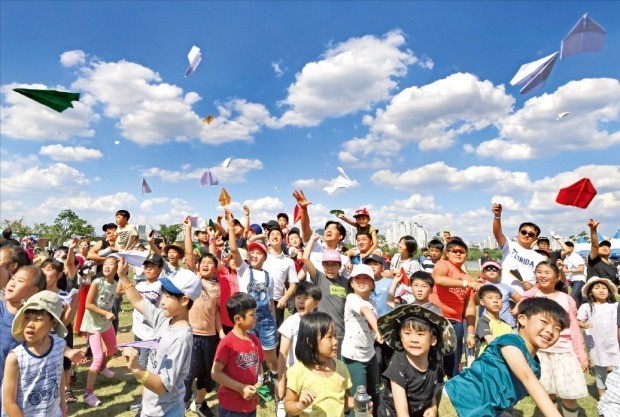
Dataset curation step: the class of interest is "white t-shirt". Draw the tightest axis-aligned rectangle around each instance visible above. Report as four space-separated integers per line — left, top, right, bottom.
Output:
309 240 351 279
263 251 298 301
237 261 275 301
116 224 138 250
500 240 545 294
132 279 162 340
565 252 586 283
341 293 377 362
278 313 301 369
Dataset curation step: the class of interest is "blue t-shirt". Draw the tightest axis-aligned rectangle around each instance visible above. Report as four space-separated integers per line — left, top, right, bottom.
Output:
479 282 516 327
444 334 540 417
0 300 19 410
371 277 393 317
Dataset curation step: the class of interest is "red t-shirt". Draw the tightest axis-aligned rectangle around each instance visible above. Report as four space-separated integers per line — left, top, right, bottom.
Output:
217 265 238 328
429 259 473 322
215 332 265 412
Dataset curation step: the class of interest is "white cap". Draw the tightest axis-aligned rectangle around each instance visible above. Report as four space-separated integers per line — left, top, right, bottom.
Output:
351 264 375 280
159 268 202 301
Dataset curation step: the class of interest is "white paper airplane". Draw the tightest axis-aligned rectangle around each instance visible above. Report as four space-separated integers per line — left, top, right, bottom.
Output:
185 45 202 77
556 112 570 120
222 157 232 168
561 13 606 59
510 52 559 95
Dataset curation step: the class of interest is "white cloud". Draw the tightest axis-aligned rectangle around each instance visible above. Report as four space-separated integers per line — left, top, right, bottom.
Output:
271 62 284 77
471 78 620 160
60 50 86 67
277 30 417 127
339 73 514 163
417 55 434 70
292 176 360 193
370 161 531 193
36 192 138 218
0 163 90 195
141 158 263 183
40 144 103 161
490 195 521 211
0 83 98 141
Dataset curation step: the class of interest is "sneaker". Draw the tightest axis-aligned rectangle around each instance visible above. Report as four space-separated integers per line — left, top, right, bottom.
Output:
84 393 101 407
129 400 142 411
184 399 196 412
276 400 286 417
196 401 215 417
99 368 115 378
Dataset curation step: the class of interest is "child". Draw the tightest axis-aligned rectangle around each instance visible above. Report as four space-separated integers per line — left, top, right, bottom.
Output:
520 261 588 417
421 239 444 273
376 304 456 417
475 285 512 355
284 311 353 417
212 292 265 417
277 212 290 238
477 260 521 328
287 227 306 283
365 254 392 317
119 259 202 417
438 297 569 417
577 277 620 397
276 281 322 416
3 291 68 417
80 255 120 407
346 232 373 265
387 271 442 315
342 264 383 416
336 208 378 258
599 367 620 416
114 209 139 251
303 233 348 357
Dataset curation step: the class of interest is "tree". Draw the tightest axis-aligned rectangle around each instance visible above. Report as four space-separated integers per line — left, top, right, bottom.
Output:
569 231 589 242
52 210 95 245
159 223 183 244
1 218 33 239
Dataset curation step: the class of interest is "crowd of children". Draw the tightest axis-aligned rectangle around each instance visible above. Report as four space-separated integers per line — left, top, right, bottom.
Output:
1 196 620 417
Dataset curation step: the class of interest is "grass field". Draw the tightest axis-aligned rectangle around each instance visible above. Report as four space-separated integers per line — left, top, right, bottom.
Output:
66 296 601 417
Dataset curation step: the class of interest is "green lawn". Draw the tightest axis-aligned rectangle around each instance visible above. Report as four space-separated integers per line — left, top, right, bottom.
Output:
66 297 600 417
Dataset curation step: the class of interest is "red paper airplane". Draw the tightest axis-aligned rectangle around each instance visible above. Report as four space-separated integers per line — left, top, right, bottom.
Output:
556 178 597 209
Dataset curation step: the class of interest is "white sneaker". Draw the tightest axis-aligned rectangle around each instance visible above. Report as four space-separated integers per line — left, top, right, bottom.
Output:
276 400 286 417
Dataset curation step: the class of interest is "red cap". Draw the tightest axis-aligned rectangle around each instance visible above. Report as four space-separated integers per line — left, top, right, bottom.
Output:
353 208 370 218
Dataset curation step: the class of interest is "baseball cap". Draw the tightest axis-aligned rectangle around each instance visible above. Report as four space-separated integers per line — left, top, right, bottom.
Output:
159 269 202 301
600 240 611 247
164 243 185 257
12 291 68 341
363 254 384 265
194 227 208 235
351 264 374 279
537 236 550 243
249 224 263 234
143 253 164 268
322 250 342 264
247 241 268 256
261 220 280 231
102 223 117 232
481 260 502 270
288 227 301 238
353 208 370 218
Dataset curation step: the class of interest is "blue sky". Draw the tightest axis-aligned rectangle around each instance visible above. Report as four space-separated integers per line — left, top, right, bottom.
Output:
1 1 619 242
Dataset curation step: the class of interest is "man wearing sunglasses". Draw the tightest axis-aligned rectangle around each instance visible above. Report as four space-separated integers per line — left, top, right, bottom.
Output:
492 203 545 294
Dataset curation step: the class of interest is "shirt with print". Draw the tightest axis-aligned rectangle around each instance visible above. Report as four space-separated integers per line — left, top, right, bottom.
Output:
141 301 193 417
342 293 378 362
308 240 351 279
378 351 442 417
214 332 265 413
310 270 347 341
500 240 545 294
115 224 138 250
132 280 162 340
80 277 117 334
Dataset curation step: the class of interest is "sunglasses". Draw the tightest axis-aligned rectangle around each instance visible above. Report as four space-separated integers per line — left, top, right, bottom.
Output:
519 230 537 238
449 249 466 255
483 266 499 272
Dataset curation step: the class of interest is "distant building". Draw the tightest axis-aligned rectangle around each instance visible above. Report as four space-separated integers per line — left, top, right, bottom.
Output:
385 221 428 249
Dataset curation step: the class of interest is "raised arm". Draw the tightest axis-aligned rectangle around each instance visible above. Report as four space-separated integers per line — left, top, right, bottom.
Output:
336 213 357 228
65 239 78 281
117 259 144 314
226 210 243 268
492 203 507 248
183 216 196 272
301 232 320 279
588 219 600 261
292 190 312 243
87 239 106 263
242 205 251 238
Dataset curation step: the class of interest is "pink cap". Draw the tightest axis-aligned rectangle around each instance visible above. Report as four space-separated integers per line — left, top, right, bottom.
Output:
481 260 502 270
322 250 342 263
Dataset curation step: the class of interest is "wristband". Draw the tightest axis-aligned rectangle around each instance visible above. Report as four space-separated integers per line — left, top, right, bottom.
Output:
137 370 150 384
122 283 134 292
494 216 501 220
462 280 468 289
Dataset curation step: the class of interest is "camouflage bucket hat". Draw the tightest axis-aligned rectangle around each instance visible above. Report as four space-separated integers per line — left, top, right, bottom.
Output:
377 304 456 355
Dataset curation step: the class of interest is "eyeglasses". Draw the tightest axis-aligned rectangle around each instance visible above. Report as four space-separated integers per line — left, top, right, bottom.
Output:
483 266 499 272
519 230 537 238
449 249 466 255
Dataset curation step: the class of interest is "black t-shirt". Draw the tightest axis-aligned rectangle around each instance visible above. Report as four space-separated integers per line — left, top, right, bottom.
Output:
588 255 618 284
378 351 442 417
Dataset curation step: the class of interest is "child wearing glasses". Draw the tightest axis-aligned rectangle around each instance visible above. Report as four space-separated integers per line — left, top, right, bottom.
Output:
477 261 521 328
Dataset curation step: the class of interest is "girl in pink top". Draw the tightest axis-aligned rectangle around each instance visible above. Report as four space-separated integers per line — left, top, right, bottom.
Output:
520 261 587 417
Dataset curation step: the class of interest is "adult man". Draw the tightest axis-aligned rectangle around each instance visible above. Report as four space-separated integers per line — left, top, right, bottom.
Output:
588 219 617 284
492 203 545 294
88 223 118 274
480 251 491 266
292 189 351 278
262 225 298 329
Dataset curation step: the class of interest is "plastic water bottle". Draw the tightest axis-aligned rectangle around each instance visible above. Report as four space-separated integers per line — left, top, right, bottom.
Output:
353 385 371 417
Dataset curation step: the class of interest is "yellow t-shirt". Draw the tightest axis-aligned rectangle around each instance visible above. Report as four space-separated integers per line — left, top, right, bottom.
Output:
476 313 513 355
286 359 352 417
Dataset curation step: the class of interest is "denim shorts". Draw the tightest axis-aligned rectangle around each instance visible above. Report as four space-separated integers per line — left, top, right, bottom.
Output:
250 309 278 350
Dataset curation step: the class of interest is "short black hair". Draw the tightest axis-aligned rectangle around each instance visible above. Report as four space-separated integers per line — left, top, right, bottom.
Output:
446 239 468 253
277 213 289 222
162 288 194 310
2 229 12 239
410 271 434 288
295 311 335 367
478 284 502 299
324 220 346 242
565 241 574 248
201 253 219 269
428 239 444 251
226 292 257 323
268 228 284 239
517 297 569 330
116 209 130 220
294 281 322 301
518 222 540 237
355 231 372 240
399 235 418 257
398 316 442 364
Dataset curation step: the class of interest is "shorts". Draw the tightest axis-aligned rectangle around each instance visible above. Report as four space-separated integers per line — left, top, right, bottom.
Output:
538 351 588 399
594 365 618 390
250 309 278 350
217 406 256 417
